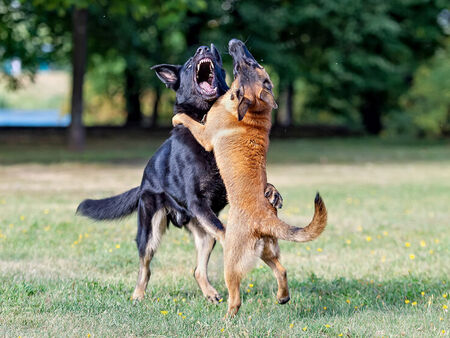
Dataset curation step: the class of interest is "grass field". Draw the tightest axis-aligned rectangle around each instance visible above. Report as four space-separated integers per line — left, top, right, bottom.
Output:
0 135 449 336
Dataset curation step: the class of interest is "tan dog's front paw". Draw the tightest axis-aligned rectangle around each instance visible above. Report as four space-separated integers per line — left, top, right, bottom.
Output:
172 113 186 127
265 183 283 209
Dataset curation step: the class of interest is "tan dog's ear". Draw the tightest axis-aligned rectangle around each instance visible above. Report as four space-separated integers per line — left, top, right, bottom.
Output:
235 86 252 121
260 89 278 109
238 97 252 121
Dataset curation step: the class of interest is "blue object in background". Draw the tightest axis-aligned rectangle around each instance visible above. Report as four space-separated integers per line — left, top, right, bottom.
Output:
0 109 70 127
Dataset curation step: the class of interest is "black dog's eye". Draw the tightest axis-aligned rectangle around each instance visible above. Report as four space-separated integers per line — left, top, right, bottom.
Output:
263 79 272 90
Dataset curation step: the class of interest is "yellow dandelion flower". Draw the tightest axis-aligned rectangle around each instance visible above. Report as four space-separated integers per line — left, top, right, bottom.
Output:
302 326 307 331
324 324 331 328
421 292 425 296
354 306 358 309
84 233 89 238
442 330 445 334
178 312 182 316
420 240 426 247
440 317 444 321
108 249 112 253
346 299 351 304
306 246 310 251
339 334 343 337
323 306 327 310
173 298 177 302
289 323 294 329
412 301 417 306
44 209 49 214
87 334 91 337
409 254 415 260
317 248 323 252
221 328 225 332
381 256 386 263
405 300 410 304
249 284 254 288
44 225 51 231
182 298 186 302
366 236 372 242
346 239 351 244
246 289 250 293
405 242 411 247
182 316 186 319
383 231 388 236
434 239 440 244
160 310 168 315
115 244 120 249
443 304 448 310
73 241 78 245
20 215 25 221
429 250 434 255
357 226 363 232
443 294 447 298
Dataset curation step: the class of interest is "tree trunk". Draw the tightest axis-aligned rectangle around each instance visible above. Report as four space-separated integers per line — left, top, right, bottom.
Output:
278 82 294 127
125 66 142 126
360 91 383 134
150 87 161 127
69 8 88 151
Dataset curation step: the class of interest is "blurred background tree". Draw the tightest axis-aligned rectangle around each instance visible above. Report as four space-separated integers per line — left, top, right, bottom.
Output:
0 0 449 148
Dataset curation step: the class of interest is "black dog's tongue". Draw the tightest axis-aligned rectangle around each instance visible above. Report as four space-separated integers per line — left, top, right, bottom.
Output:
199 81 213 93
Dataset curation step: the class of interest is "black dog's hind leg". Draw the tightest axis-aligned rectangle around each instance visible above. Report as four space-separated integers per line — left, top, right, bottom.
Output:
164 193 191 227
187 220 222 304
132 192 167 301
189 199 225 241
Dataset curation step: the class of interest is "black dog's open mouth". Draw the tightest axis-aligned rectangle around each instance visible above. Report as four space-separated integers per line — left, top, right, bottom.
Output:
195 57 217 97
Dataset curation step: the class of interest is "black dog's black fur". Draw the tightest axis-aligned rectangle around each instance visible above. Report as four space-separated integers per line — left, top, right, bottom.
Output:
77 44 281 301
77 44 229 253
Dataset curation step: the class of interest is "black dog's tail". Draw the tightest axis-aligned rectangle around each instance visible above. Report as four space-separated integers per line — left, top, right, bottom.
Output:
76 187 140 221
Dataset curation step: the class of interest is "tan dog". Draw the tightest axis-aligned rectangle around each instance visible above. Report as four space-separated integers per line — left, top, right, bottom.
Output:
173 39 327 316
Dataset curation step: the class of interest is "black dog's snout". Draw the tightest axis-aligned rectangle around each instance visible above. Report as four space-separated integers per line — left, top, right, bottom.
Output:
196 46 209 55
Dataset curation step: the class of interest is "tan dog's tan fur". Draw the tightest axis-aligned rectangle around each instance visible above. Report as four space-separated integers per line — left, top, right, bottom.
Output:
173 42 327 316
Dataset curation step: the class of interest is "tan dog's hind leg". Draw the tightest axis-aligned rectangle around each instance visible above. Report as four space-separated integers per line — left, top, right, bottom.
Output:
261 238 290 304
172 114 213 151
224 263 243 317
187 221 222 304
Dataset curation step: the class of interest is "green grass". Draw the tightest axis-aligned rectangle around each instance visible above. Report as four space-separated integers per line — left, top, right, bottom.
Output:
0 136 449 336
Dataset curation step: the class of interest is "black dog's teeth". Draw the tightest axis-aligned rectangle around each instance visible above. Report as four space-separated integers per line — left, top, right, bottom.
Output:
196 58 214 83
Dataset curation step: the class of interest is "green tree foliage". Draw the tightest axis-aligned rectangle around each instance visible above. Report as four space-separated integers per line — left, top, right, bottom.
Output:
0 0 448 135
399 38 450 137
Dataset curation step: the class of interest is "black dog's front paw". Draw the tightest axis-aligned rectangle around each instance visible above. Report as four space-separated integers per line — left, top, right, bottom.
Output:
265 183 283 209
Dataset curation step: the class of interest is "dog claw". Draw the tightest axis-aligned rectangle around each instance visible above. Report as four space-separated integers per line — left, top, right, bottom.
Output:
264 183 283 209
278 295 290 304
207 293 223 304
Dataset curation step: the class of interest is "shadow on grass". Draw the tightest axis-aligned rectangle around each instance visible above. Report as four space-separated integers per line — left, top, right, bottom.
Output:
1 273 447 318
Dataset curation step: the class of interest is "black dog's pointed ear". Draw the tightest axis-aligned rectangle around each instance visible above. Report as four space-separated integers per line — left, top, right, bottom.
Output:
260 89 278 109
211 43 223 66
151 64 182 90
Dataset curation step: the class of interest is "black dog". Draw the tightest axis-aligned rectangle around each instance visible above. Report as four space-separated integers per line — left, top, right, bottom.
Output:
77 44 283 303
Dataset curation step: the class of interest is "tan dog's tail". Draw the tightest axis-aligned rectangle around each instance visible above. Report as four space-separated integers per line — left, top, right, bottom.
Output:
267 193 327 242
